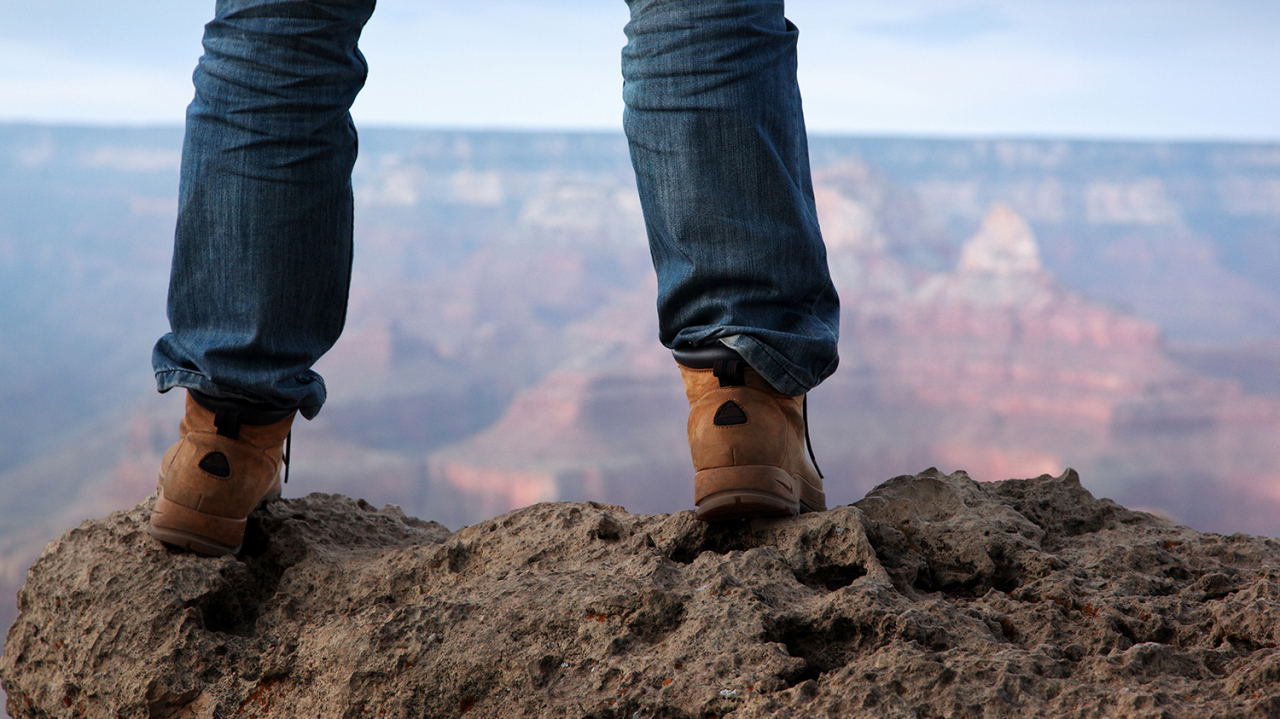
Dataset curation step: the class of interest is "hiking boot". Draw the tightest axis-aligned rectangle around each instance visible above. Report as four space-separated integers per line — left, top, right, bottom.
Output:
675 346 826 521
147 391 294 556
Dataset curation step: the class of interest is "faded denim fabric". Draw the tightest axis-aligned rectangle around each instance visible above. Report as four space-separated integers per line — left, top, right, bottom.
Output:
153 0 375 418
154 0 839 416
623 0 840 396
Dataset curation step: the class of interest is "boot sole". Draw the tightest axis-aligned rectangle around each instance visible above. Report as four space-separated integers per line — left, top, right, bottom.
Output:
695 465 826 522
147 484 280 557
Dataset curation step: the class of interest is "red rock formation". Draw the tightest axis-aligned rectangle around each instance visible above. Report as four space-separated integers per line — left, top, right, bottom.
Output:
424 199 1280 533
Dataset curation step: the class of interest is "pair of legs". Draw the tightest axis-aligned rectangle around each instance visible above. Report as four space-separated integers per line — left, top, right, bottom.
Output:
149 0 840 553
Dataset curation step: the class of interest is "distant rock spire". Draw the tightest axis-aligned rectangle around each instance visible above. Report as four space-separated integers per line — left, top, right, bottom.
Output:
958 204 1042 275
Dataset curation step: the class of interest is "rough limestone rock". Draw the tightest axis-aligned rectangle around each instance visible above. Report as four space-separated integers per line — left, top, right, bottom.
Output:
5 469 1280 718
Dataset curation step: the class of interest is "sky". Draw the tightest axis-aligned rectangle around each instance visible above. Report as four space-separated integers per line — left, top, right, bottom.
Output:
3 0 1279 140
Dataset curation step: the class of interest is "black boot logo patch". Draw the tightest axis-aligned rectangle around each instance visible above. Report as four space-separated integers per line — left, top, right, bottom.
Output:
713 401 748 426
198 451 232 478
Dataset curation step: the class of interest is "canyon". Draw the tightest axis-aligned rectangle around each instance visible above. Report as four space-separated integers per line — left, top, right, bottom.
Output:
2 126 1280 661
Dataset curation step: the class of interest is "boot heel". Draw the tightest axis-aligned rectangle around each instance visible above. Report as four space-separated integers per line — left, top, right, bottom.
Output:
679 360 827 522
696 489 798 521
695 465 800 521
147 491 247 556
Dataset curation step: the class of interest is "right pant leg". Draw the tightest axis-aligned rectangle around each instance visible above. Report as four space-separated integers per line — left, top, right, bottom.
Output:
622 0 840 397
152 0 376 419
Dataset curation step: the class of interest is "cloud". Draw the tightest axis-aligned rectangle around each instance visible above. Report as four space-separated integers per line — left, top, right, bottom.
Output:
858 5 1014 44
0 40 191 125
787 0 1280 140
2 0 1278 140
351 3 629 130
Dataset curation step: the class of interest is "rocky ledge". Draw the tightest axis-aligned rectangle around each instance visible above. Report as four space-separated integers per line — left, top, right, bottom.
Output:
4 469 1280 718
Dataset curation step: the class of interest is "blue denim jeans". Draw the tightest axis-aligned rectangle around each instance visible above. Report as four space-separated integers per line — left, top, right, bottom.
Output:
153 0 840 418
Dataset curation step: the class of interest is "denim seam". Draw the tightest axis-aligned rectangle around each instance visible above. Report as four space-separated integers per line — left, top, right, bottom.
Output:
155 368 327 413
720 336 795 396
155 368 212 390
755 341 809 395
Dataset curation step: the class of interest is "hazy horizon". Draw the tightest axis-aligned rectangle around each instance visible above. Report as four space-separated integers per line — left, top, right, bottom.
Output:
8 119 1280 148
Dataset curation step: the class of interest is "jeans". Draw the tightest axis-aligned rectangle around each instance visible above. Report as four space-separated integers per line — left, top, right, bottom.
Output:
153 0 840 418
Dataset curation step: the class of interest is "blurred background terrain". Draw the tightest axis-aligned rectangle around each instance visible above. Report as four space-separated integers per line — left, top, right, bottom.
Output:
4 126 1280 635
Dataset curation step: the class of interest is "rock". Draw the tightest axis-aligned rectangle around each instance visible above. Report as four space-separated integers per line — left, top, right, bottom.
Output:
5 469 1280 718
957 204 1044 276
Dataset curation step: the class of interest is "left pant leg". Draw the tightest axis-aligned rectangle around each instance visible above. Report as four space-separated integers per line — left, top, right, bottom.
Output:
622 0 840 397
152 0 376 419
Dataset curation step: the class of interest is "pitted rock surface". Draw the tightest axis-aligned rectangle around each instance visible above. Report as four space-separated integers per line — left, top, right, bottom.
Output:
4 469 1280 718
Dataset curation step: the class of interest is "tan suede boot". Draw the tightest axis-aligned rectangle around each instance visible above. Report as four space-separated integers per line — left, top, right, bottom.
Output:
147 392 294 556
677 352 826 521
